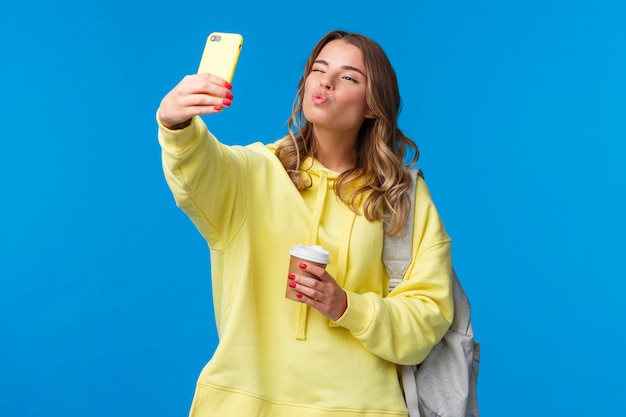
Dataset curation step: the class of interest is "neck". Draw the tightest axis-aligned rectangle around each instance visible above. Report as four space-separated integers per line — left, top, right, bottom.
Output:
312 127 358 173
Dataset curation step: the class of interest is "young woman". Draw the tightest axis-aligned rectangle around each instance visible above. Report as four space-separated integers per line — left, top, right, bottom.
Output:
157 30 454 417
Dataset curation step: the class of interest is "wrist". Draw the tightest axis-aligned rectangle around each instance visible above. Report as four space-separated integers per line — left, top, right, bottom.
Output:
167 118 192 130
157 108 193 130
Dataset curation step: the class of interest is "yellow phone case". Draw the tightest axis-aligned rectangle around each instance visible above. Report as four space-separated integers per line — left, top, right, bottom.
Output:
197 32 243 83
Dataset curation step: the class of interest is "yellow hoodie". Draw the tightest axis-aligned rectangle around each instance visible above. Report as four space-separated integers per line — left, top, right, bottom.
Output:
158 116 454 417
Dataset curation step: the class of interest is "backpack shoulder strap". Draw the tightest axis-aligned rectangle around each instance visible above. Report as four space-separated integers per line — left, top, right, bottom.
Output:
384 167 422 293
382 167 473 333
382 168 480 417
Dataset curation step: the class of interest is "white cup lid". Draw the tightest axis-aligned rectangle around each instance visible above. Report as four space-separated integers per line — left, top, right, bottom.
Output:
290 244 330 264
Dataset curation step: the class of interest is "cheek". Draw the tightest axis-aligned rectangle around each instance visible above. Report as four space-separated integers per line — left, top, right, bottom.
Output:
303 75 317 94
342 89 368 110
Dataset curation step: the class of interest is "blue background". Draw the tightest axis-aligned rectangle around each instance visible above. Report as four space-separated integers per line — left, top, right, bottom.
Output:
1 0 624 416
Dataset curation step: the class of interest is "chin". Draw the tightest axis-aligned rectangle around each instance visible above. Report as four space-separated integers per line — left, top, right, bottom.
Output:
302 106 325 125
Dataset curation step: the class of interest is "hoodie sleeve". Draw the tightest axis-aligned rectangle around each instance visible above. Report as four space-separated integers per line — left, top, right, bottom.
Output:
333 176 454 365
157 114 248 249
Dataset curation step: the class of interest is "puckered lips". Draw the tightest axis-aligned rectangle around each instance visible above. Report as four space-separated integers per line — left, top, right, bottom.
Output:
312 92 328 105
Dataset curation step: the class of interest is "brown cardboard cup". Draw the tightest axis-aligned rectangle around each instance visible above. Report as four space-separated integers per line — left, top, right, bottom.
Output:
285 244 330 301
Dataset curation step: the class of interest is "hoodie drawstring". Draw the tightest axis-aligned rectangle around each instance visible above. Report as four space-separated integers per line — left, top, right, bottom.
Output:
328 209 356 328
295 171 329 340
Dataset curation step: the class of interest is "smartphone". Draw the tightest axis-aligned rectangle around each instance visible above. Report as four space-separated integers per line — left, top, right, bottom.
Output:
197 32 243 83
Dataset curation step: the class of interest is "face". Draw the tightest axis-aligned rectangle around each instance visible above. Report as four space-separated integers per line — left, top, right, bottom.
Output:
302 40 374 137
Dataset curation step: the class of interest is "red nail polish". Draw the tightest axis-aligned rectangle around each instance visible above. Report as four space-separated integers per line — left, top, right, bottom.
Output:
289 282 296 288
296 293 303 299
299 263 307 269
225 82 233 89
213 105 222 111
225 92 234 100
222 99 232 106
288 274 295 280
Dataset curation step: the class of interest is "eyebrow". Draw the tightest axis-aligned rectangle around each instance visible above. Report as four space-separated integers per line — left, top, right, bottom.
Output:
313 60 366 77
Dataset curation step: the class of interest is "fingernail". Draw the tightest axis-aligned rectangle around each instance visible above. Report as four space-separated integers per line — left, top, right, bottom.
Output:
299 263 307 269
289 282 296 288
225 82 233 89
225 92 234 100
288 274 295 280
213 105 222 111
222 99 232 106
296 293 303 299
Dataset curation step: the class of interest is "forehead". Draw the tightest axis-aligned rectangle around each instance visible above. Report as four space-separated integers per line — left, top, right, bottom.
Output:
315 40 366 69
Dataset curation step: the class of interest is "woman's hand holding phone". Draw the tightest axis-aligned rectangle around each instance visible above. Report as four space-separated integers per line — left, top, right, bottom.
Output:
158 32 242 130
158 74 234 130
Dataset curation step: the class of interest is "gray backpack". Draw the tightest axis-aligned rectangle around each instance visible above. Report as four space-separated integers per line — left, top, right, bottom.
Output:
383 168 480 417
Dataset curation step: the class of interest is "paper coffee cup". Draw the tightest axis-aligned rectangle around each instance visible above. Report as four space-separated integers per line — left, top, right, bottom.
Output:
285 244 330 301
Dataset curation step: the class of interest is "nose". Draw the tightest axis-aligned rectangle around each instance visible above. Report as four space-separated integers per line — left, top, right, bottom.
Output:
320 77 333 90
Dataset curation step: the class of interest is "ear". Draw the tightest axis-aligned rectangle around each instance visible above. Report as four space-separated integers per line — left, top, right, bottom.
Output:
364 109 376 119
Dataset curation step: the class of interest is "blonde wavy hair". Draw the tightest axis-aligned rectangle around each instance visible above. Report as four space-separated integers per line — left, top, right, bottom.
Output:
275 30 419 236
